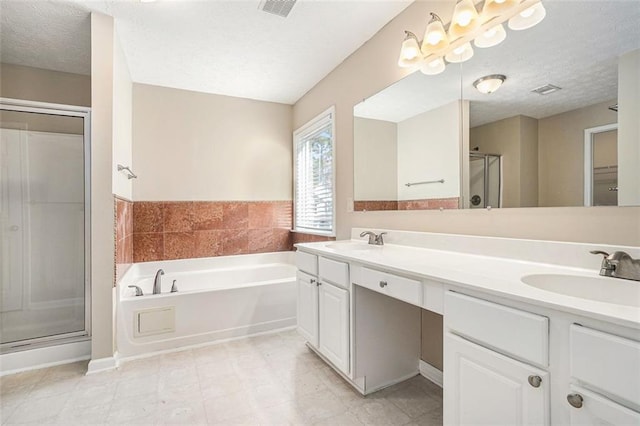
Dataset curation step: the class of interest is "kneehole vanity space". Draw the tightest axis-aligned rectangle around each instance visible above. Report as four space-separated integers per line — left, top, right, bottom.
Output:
295 228 640 425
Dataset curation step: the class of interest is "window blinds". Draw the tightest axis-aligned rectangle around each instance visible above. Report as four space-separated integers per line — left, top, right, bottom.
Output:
294 113 334 234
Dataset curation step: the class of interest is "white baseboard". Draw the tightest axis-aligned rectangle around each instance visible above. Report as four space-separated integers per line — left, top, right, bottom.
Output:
419 359 443 388
86 356 118 375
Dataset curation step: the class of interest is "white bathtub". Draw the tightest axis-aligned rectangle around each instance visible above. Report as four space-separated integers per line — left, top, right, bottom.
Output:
116 252 296 358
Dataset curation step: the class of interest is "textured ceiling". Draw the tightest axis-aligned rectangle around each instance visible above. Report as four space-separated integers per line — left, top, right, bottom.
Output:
354 1 640 127
0 0 412 104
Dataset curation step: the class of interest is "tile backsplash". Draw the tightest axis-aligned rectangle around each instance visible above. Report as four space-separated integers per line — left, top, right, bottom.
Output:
354 198 460 211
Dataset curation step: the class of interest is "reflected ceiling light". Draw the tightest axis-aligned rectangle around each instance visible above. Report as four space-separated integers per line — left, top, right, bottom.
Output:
481 0 518 18
445 42 474 63
420 57 446 75
508 2 546 30
398 31 422 68
473 74 506 94
398 1 546 75
474 24 507 48
421 13 449 55
449 0 480 38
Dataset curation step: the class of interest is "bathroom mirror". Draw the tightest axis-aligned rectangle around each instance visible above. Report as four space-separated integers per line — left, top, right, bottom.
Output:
353 64 463 211
353 0 640 210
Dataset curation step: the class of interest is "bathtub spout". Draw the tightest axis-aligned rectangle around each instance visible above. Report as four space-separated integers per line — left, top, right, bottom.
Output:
153 269 164 294
171 280 178 293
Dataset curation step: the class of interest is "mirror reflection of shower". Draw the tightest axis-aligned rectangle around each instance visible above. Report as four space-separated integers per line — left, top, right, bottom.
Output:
469 151 502 209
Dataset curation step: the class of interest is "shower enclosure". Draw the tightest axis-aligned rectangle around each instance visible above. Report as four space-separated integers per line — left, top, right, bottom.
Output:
0 99 90 353
469 152 501 209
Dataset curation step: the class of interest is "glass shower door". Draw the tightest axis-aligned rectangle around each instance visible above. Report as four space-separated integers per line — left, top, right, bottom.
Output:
1 105 89 349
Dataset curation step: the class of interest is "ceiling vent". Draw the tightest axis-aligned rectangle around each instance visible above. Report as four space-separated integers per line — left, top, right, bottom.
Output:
259 0 297 18
531 84 562 95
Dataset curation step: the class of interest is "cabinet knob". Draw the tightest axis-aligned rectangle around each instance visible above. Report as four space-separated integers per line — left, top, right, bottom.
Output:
379 280 387 288
527 375 542 388
567 393 583 409
310 279 316 284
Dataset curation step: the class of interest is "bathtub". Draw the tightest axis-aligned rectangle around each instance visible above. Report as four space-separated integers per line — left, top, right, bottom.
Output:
116 252 296 358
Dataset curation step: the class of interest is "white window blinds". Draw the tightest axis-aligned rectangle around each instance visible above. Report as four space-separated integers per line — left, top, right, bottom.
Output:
294 110 334 235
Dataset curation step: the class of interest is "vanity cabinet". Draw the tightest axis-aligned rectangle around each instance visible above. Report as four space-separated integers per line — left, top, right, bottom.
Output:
295 251 350 375
444 291 550 425
446 333 550 426
567 325 640 425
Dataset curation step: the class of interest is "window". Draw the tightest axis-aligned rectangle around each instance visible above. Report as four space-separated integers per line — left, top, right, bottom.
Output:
294 107 335 235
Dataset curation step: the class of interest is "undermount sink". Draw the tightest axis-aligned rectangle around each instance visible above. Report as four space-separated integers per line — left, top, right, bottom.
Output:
521 274 640 307
326 241 378 251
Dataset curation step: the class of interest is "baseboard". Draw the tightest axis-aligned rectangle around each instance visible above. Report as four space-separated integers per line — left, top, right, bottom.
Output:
419 359 443 388
86 356 118 374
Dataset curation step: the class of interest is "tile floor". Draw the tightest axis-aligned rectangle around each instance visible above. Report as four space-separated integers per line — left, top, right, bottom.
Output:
1 330 442 425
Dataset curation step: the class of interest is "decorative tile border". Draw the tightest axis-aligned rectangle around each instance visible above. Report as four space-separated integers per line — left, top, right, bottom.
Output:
398 197 460 210
354 200 399 211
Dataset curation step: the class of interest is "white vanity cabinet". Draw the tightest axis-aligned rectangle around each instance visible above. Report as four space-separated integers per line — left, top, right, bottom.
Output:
567 325 640 425
295 250 351 375
444 291 551 425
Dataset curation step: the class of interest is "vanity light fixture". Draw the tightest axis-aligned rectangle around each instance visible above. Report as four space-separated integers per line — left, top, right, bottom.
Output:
474 24 507 48
449 0 481 38
473 74 506 94
508 1 547 30
421 13 449 55
398 0 546 75
398 31 423 68
445 42 474 63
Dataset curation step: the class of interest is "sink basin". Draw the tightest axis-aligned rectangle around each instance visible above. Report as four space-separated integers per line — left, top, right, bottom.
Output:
521 274 640 307
326 241 378 251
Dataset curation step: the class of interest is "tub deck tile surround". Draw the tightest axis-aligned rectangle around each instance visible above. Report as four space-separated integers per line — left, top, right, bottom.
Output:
131 200 294 262
115 197 134 281
1 331 443 425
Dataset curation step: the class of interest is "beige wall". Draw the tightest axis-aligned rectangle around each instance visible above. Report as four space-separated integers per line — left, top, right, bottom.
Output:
112 30 133 200
293 0 639 247
354 117 397 200
132 84 293 202
90 12 115 362
470 115 538 208
618 49 640 206
0 63 90 134
538 99 617 207
397 101 461 201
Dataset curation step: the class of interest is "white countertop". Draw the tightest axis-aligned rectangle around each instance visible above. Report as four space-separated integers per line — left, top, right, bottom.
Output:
296 240 640 330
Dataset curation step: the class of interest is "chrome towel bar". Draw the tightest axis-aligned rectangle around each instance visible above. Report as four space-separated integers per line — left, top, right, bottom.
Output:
117 164 137 179
405 179 444 187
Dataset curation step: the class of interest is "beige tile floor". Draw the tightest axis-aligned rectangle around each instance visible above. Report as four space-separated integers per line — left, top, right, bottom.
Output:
0 330 442 425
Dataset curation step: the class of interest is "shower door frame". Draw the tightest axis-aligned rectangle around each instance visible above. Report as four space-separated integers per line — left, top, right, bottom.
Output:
469 152 502 209
0 97 91 351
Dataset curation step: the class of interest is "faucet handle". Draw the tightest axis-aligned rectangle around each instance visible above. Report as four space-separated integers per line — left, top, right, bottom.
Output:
590 250 610 258
375 232 387 245
128 285 144 296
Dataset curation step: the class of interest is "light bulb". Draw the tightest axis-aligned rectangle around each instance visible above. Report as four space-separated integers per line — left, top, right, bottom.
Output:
448 0 480 38
421 13 449 55
456 11 473 27
427 31 443 45
398 31 423 68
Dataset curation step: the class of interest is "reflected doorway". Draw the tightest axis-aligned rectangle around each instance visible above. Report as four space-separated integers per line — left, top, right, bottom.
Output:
584 124 618 206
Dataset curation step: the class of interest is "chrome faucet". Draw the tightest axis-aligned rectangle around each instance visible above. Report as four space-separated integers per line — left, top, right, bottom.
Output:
153 269 164 294
591 251 640 281
360 231 387 246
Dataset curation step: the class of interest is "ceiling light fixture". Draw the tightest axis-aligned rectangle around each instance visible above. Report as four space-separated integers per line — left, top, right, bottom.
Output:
473 74 506 94
398 0 546 76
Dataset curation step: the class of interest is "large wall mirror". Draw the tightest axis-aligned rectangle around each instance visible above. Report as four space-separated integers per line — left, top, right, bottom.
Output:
353 1 640 211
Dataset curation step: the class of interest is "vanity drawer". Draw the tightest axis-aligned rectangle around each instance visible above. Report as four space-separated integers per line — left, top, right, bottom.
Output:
296 251 318 276
446 292 549 366
319 256 349 288
570 324 640 407
359 267 422 306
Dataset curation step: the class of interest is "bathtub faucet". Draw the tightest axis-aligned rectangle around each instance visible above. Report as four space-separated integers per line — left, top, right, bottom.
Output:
153 269 164 294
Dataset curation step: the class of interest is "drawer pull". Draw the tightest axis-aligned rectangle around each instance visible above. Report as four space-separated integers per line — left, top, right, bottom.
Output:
379 280 388 288
567 393 584 409
310 279 316 284
527 375 542 388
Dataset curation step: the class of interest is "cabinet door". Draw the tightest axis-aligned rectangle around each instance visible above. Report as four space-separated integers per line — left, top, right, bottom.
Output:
444 333 549 426
568 386 640 426
318 281 349 374
296 271 318 348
